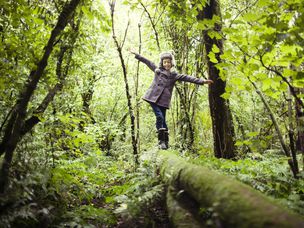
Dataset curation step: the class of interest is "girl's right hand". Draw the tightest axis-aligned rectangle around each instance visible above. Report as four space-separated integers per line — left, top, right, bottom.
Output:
128 48 137 55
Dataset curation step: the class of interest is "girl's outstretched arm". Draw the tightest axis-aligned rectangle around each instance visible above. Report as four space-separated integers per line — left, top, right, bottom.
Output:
176 73 213 85
129 49 157 72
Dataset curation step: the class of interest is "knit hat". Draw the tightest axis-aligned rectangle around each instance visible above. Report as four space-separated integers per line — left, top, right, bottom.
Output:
160 52 173 60
159 52 175 68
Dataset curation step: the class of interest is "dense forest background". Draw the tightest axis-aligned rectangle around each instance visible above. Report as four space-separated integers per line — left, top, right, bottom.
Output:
0 0 304 227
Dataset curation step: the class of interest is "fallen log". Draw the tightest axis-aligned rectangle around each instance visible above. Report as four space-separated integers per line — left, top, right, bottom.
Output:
158 151 304 227
166 186 202 228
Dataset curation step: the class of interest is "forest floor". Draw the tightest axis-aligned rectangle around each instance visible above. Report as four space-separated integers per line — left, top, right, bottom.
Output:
112 147 171 227
1 146 304 227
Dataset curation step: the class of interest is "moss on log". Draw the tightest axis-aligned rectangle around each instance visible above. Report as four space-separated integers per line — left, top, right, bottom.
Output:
166 186 202 228
158 151 304 228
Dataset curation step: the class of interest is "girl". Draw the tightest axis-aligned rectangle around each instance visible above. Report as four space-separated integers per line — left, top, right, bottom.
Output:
130 51 213 149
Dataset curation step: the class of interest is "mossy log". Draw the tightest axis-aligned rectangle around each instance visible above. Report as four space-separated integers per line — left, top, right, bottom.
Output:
158 151 304 228
166 186 202 228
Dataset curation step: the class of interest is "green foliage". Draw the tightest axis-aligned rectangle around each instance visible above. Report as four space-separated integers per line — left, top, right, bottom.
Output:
0 165 58 227
219 0 304 90
58 205 116 227
1 0 304 226
192 152 304 215
34 148 130 226
112 150 167 226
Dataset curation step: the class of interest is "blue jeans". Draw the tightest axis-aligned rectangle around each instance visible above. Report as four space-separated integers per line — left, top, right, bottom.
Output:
150 102 168 130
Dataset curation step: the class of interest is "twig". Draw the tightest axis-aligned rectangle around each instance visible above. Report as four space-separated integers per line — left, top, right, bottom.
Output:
121 20 130 49
140 2 161 51
228 0 259 28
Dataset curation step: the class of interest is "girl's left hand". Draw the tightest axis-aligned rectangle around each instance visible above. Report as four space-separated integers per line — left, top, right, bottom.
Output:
204 79 214 85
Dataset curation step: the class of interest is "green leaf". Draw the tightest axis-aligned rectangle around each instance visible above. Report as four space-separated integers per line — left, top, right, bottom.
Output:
262 78 272 91
255 73 267 80
208 52 218 63
246 131 259 137
242 13 259 22
257 0 269 7
221 92 230 100
212 44 220 53
197 3 203 11
223 12 232 19
208 30 215 39
82 6 94 21
231 77 243 85
235 141 244 146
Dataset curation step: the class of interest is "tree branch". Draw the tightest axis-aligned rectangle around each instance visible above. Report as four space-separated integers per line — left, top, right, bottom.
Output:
140 2 161 51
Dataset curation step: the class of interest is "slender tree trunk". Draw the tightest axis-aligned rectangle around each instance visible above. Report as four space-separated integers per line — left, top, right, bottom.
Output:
172 36 198 150
197 0 236 158
288 86 299 174
295 88 304 169
81 85 94 116
135 22 142 153
24 13 81 136
109 1 138 164
0 0 81 193
175 86 195 149
249 79 297 177
139 2 161 51
81 73 96 124
0 107 14 134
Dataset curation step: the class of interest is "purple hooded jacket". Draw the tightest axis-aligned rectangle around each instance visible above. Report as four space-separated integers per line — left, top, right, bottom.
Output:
135 54 205 108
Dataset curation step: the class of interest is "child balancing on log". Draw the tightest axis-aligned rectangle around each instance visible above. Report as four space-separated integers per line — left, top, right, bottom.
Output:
129 50 213 149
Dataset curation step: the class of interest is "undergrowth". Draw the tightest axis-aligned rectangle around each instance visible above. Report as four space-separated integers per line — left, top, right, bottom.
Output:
190 150 304 215
0 147 167 227
2 142 303 227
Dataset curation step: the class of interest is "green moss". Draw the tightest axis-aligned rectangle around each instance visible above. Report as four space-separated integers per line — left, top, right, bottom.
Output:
159 151 304 228
166 186 202 228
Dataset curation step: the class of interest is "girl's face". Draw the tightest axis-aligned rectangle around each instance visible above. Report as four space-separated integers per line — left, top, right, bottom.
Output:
162 58 172 71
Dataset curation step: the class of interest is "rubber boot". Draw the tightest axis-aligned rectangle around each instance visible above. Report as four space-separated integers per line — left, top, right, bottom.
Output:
164 129 169 149
158 128 167 150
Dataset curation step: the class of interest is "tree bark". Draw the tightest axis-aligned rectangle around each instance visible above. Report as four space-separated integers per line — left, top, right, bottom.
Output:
134 22 142 153
109 1 138 164
166 186 202 228
22 15 81 136
0 0 81 193
197 0 236 158
295 88 304 169
159 151 304 227
139 2 161 51
288 87 299 175
249 79 297 177
81 74 96 123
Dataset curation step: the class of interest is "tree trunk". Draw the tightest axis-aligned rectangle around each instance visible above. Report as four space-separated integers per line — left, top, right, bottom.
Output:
172 37 197 150
159 151 304 227
139 2 161 51
288 86 299 175
197 0 236 158
0 0 81 193
295 88 304 169
134 22 142 153
248 79 297 177
81 75 95 123
109 1 138 164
